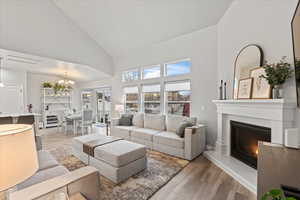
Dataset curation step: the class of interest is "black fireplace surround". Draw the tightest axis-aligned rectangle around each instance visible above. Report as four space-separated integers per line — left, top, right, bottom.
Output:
230 121 271 169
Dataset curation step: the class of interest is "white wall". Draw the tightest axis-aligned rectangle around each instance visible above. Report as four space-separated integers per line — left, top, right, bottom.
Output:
218 0 300 129
27 73 80 113
80 25 219 145
0 0 113 75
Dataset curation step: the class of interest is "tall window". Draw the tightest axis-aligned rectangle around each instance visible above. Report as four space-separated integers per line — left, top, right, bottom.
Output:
165 59 191 77
122 69 139 82
142 84 161 114
142 65 161 79
165 81 191 117
124 86 139 113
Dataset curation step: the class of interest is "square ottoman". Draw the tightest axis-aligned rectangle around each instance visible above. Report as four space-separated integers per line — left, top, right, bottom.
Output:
72 135 147 184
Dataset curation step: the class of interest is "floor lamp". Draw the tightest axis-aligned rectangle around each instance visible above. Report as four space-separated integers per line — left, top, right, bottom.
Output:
0 124 38 200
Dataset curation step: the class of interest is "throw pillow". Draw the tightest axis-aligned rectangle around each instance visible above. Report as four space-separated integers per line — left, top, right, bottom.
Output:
176 122 194 138
119 114 133 126
132 113 144 128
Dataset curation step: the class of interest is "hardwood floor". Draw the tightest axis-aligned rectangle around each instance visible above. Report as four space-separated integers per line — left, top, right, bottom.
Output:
40 128 256 200
150 156 256 200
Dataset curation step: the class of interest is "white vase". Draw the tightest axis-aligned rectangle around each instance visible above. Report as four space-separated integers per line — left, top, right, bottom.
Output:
272 86 283 99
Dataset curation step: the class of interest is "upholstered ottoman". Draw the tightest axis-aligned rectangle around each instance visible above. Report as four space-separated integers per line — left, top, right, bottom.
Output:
72 135 147 183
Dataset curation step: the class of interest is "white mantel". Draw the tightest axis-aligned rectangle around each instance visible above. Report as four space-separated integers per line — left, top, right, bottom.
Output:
204 99 297 194
213 99 296 154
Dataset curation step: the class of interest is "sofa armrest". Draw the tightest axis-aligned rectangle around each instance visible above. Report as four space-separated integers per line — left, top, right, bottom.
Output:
184 124 206 160
10 166 100 200
111 118 120 126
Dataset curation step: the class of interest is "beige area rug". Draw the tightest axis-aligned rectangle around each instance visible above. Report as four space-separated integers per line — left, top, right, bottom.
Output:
50 146 189 200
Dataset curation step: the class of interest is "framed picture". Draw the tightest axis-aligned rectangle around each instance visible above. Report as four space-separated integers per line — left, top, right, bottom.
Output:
250 67 271 99
238 78 253 99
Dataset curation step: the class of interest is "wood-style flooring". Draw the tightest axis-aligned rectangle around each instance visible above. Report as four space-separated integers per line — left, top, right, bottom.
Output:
40 128 256 200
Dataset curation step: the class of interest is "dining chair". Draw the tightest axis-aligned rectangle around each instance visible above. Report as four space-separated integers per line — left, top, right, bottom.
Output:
61 117 73 135
77 109 93 135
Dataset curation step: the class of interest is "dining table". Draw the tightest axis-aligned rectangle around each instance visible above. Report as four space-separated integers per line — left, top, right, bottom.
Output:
65 113 81 135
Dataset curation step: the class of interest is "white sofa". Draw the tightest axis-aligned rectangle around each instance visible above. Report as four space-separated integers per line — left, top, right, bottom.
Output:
111 114 206 161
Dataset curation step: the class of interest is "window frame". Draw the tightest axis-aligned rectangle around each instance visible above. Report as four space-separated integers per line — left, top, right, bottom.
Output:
123 85 140 113
122 68 140 82
164 58 191 77
141 83 161 114
121 58 192 116
164 80 192 117
141 65 161 80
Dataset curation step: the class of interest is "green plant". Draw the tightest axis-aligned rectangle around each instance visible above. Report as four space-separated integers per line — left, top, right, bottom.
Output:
53 83 62 94
42 82 52 88
261 189 296 200
260 57 293 87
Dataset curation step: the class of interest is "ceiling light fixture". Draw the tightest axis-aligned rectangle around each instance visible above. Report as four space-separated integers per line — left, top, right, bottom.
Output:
0 57 5 87
58 72 75 85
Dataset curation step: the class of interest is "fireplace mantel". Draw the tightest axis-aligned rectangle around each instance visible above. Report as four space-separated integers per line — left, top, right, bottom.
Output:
203 99 297 194
213 99 296 148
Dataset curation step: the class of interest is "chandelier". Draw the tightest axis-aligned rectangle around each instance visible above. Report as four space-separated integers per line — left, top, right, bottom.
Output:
58 72 75 85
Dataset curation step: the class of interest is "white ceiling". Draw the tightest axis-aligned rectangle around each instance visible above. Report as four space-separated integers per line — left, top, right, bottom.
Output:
53 0 234 58
0 49 110 82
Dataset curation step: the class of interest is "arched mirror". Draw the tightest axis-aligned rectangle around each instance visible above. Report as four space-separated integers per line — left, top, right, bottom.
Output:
233 44 264 99
292 2 300 107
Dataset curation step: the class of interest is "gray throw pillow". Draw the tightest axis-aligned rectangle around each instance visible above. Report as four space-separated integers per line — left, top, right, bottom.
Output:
176 122 194 138
119 114 133 126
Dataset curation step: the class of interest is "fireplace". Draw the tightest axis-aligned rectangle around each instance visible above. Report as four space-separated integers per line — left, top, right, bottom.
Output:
230 121 271 169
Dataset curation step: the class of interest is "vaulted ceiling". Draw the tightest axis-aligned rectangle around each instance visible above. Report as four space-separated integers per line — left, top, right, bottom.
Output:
53 0 234 58
0 0 233 77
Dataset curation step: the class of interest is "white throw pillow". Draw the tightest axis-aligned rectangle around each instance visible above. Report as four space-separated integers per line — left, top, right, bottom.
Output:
132 113 144 128
166 115 197 133
144 114 166 131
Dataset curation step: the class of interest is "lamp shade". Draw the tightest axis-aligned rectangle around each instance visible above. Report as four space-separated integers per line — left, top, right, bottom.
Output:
115 104 124 113
0 124 38 191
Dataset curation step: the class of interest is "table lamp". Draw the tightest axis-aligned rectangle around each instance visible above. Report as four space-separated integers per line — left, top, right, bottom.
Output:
0 124 38 199
115 104 125 117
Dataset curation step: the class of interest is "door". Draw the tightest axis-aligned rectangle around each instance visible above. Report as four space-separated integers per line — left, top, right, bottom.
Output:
0 85 24 114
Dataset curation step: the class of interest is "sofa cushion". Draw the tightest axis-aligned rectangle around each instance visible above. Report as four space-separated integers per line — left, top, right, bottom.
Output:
111 126 135 139
37 150 59 171
144 114 166 131
131 128 160 141
17 165 69 190
132 113 144 128
153 131 184 148
119 114 133 126
94 140 146 168
166 115 197 133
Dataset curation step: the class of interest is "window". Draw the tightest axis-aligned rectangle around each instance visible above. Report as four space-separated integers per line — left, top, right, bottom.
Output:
142 84 161 114
165 81 191 117
122 69 139 82
165 59 191 77
124 86 139 113
142 66 161 79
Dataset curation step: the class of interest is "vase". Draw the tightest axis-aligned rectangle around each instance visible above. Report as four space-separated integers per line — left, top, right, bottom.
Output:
272 86 283 99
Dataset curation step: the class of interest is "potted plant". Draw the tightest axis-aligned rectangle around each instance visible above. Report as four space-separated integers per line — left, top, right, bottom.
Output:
42 82 52 88
261 189 296 200
260 57 293 99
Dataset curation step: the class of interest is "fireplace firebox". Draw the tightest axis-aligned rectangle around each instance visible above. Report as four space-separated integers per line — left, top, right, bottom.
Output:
230 121 271 169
